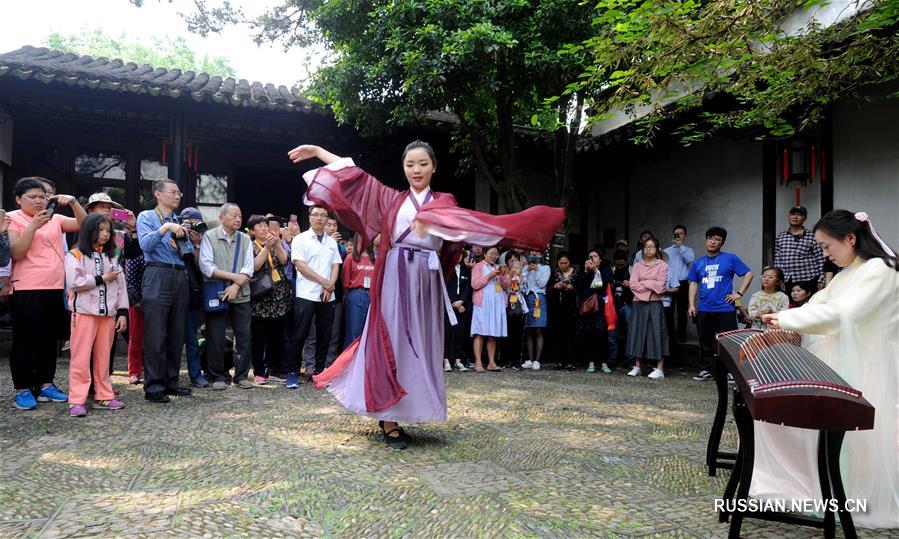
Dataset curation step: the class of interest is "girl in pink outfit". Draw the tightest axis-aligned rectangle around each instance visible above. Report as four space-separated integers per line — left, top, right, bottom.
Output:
626 238 671 379
64 214 129 417
470 247 511 371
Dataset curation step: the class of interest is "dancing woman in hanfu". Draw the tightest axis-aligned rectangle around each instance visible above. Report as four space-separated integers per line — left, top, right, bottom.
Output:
288 141 564 449
758 210 899 529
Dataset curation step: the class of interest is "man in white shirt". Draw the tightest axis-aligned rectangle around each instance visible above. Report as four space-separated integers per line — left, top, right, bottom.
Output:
663 224 695 343
287 205 342 388
199 203 255 390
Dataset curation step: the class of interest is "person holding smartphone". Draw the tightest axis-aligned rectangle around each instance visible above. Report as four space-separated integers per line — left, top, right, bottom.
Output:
663 225 694 344
7 177 87 410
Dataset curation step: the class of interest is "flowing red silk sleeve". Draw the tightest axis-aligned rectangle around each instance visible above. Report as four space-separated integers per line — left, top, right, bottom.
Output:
305 165 399 252
416 198 565 253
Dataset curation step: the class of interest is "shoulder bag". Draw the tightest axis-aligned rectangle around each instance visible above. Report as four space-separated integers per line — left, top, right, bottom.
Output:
202 234 242 312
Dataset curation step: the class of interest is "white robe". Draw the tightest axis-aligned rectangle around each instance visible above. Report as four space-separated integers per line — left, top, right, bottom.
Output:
750 257 899 528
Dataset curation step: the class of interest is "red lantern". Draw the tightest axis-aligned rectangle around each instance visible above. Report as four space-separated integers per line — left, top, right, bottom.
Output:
782 148 789 185
810 144 816 182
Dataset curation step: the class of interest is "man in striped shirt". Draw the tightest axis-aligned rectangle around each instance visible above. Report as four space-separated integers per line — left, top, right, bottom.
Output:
774 206 824 293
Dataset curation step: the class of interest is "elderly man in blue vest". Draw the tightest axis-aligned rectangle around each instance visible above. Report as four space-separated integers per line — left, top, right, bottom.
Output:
199 203 256 390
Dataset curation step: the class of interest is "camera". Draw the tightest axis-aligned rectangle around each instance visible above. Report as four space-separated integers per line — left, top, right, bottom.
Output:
183 220 208 235
527 255 540 264
176 220 208 259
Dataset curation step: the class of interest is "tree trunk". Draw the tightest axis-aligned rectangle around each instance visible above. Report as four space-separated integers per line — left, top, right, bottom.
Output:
553 94 582 232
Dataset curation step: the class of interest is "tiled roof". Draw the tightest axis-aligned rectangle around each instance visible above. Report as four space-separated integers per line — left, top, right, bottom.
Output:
0 45 320 113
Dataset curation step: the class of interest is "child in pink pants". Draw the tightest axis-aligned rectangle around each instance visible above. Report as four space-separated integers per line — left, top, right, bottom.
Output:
64 214 129 417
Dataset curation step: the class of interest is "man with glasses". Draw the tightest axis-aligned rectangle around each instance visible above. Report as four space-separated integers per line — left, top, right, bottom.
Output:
136 179 193 403
286 205 342 389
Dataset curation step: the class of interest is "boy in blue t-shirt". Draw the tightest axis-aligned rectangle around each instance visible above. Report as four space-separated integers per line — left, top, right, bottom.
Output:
687 227 753 381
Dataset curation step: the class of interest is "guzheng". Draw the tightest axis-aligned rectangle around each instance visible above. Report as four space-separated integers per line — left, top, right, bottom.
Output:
716 329 874 431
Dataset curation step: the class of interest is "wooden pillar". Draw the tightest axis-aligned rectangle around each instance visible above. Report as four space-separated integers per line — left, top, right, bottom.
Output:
762 141 777 267
821 115 834 215
170 109 185 187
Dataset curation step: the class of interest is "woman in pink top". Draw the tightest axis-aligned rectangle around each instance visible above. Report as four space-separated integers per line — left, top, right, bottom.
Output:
470 247 511 371
626 238 671 380
7 177 86 411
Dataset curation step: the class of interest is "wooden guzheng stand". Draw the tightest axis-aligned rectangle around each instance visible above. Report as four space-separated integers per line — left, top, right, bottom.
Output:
711 329 875 538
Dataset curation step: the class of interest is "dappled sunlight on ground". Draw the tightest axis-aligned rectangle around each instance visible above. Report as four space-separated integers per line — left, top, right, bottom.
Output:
1 359 896 538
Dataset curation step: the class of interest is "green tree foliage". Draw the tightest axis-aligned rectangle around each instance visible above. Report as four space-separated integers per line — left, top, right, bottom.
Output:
43 28 237 78
177 0 596 212
564 0 899 145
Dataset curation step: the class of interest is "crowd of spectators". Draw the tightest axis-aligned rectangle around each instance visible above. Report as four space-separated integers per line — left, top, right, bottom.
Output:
0 175 829 413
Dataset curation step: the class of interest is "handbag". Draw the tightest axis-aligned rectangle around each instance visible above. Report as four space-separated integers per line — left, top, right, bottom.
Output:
507 293 524 317
202 233 242 312
249 271 275 299
604 283 619 330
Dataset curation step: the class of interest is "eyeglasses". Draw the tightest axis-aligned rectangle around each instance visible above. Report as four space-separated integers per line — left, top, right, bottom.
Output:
164 190 183 196
309 212 328 218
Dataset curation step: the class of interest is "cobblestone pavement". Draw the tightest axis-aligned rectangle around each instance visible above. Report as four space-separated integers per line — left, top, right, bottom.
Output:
2 358 897 538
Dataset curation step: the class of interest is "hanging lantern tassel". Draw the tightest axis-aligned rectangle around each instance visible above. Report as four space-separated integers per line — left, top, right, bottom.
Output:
782 148 789 185
161 141 167 165
795 186 801 206
810 144 816 183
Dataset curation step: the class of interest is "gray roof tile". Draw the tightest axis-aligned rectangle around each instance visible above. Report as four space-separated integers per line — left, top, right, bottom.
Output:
0 45 319 113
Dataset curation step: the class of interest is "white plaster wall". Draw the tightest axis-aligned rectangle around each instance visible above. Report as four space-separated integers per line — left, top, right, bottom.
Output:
832 97 899 247
627 138 764 279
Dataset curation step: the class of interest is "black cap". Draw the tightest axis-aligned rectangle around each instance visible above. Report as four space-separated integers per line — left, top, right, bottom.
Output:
789 205 807 216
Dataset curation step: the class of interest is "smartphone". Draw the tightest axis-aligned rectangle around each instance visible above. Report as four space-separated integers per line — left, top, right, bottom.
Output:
110 208 130 221
289 214 298 224
45 199 58 217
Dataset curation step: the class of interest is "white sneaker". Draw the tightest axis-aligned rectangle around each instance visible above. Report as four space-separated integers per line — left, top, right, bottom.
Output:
454 361 469 372
443 360 452 372
627 366 641 377
531 361 541 370
648 368 665 380
521 360 534 369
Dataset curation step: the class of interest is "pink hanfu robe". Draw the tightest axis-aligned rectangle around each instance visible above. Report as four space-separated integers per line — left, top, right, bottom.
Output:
305 158 564 422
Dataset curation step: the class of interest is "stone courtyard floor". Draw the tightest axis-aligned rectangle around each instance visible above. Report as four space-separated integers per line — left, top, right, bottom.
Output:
1 358 897 538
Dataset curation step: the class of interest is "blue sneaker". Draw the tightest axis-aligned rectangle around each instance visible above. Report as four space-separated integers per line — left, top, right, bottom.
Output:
285 372 299 389
37 385 68 403
14 390 37 410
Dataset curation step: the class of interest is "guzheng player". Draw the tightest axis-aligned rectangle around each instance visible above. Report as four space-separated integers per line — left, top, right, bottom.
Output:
757 210 899 529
